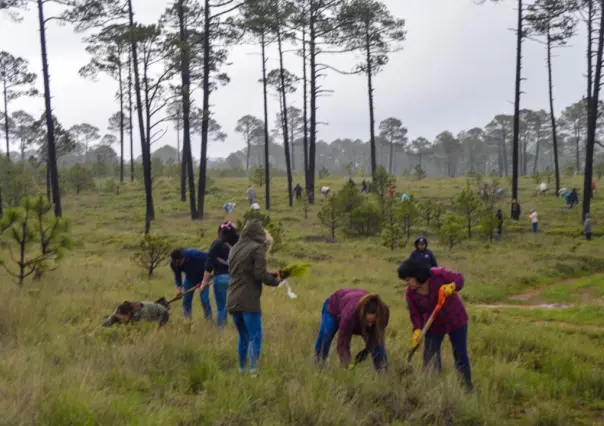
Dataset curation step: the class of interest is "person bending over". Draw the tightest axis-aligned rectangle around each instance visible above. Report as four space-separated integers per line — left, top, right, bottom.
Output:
398 259 473 392
170 248 209 319
314 289 389 371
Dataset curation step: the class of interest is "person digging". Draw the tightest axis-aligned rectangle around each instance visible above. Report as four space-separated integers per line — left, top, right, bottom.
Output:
398 259 473 392
314 289 389 372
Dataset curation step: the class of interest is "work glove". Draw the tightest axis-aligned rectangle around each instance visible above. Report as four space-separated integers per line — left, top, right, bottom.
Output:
412 329 422 347
441 283 456 297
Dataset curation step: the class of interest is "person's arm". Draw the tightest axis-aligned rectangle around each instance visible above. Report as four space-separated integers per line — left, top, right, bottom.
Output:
429 250 438 267
435 268 465 292
201 241 220 287
170 263 183 289
252 246 280 286
336 313 354 367
406 291 424 331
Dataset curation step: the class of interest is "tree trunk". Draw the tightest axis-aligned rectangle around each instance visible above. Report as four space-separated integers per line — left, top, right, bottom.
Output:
533 138 540 175
2 83 10 162
246 140 250 170
261 32 271 210
197 0 211 218
127 0 154 223
388 142 393 175
278 27 293 208
46 165 51 201
37 0 61 217
511 0 522 210
118 62 125 183
179 0 198 219
547 24 561 196
308 1 317 204
128 53 134 182
302 15 310 201
364 22 377 178
583 0 603 221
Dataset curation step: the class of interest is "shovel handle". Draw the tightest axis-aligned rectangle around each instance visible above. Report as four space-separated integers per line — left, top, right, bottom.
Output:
407 289 447 362
166 285 198 305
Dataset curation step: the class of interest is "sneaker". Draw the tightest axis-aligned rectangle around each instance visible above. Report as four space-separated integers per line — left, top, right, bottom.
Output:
249 368 258 377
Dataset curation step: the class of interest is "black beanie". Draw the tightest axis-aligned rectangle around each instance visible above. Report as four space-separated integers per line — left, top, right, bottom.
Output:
398 259 431 283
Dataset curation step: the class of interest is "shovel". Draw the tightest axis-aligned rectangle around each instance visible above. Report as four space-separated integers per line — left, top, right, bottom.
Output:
156 285 199 307
405 288 447 371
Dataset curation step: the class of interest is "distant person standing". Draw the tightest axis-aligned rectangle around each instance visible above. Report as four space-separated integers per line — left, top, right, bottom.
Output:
387 185 396 197
584 213 593 240
568 188 579 209
409 237 438 267
361 180 368 193
511 199 521 221
496 209 503 238
247 185 256 205
294 183 303 200
529 208 539 233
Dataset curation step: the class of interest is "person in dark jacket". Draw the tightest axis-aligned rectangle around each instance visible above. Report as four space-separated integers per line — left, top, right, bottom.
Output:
568 188 579 209
294 184 303 200
314 289 389 371
398 259 473 391
170 249 209 319
199 222 239 328
496 209 503 238
361 180 368 193
224 220 282 375
409 237 438 267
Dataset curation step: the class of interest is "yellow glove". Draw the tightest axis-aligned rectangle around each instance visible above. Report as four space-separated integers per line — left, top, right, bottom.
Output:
412 329 422 347
441 283 456 297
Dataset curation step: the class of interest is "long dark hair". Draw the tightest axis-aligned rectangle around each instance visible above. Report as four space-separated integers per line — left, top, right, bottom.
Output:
218 221 239 246
357 294 389 348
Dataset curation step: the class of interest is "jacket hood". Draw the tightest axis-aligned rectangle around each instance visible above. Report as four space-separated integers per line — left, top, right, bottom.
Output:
414 237 428 248
239 219 266 244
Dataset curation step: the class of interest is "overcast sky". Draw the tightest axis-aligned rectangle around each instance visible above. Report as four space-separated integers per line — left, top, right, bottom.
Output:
0 0 587 159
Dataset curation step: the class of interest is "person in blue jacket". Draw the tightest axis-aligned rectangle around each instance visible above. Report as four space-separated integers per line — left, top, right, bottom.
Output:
408 237 438 267
170 248 210 319
199 222 239 329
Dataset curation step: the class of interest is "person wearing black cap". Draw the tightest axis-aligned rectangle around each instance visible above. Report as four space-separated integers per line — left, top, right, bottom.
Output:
398 258 473 392
409 237 438 267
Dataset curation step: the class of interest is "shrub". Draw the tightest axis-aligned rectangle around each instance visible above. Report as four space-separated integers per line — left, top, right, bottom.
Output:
318 194 339 239
1 197 72 285
132 233 172 277
346 202 382 237
439 214 465 249
318 166 330 179
66 164 94 195
381 197 407 250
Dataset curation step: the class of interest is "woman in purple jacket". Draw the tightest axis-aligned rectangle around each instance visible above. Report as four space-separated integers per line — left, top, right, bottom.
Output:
314 289 389 371
398 259 473 391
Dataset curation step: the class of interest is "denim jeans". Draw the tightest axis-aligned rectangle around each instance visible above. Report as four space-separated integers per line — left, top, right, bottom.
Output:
531 222 539 233
231 312 262 371
314 299 387 370
423 325 473 391
182 278 212 319
213 274 230 327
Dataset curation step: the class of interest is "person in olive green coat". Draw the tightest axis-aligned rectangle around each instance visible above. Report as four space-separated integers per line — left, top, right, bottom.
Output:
226 219 282 375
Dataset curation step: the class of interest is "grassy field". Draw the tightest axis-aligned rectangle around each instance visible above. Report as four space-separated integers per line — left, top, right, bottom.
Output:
1 174 603 425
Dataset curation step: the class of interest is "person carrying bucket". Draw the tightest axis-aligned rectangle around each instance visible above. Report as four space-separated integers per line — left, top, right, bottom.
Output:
398 259 473 392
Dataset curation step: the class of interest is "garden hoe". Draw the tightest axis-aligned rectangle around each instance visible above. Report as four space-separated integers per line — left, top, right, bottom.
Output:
404 288 446 374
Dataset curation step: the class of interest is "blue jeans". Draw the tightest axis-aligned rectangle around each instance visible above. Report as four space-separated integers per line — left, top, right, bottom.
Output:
213 274 230 327
314 299 387 370
231 312 262 371
424 325 473 391
532 222 538 233
182 278 212 319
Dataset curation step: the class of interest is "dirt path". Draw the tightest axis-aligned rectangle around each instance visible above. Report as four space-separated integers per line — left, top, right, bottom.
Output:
473 303 574 310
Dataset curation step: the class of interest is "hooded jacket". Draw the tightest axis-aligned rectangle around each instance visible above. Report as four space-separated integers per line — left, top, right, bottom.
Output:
409 237 438 267
326 289 390 366
227 220 280 313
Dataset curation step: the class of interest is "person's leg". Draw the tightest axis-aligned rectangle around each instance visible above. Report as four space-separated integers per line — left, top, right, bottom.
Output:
314 299 338 364
231 312 249 371
182 279 193 319
213 274 229 328
449 325 473 392
199 284 212 320
242 312 262 373
371 345 388 371
423 333 444 373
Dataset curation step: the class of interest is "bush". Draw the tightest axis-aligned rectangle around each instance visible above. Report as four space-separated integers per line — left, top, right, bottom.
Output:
381 197 407 250
318 166 330 179
318 195 338 239
66 164 94 195
439 214 465 249
132 233 172 277
346 202 382 237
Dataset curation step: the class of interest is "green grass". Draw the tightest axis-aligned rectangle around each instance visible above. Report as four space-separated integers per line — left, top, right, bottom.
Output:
1 174 604 425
